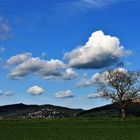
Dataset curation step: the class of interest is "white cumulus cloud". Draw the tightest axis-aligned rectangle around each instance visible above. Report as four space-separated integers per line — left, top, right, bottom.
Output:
62 68 78 80
6 53 32 65
27 85 44 95
8 57 65 79
55 90 74 98
65 30 131 69
7 53 78 80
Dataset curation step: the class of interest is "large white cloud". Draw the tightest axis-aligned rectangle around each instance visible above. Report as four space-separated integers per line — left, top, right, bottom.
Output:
6 53 32 65
27 85 44 95
8 57 65 79
7 53 78 80
55 90 74 98
64 30 131 69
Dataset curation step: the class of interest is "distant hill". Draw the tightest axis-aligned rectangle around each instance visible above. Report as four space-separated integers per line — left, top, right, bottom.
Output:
1 102 140 119
77 102 140 117
0 103 83 119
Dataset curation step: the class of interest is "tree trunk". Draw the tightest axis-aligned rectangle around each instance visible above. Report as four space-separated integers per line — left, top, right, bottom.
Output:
121 108 126 118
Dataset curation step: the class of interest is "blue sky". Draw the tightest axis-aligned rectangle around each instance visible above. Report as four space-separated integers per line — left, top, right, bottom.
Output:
0 0 140 109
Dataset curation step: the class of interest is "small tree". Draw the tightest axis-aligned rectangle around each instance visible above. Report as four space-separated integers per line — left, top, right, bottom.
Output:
94 68 140 118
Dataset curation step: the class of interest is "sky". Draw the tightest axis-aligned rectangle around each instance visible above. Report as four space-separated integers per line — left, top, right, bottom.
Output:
0 0 140 109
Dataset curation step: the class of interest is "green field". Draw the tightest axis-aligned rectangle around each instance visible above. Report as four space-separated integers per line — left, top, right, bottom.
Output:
0 118 140 140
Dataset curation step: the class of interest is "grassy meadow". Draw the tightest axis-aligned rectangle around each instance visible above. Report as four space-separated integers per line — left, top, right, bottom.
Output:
0 118 140 140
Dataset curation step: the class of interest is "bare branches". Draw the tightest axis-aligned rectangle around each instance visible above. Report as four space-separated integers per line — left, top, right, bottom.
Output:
95 67 140 117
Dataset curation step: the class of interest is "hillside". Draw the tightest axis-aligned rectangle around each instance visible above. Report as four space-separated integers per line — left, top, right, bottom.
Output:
1 102 140 119
0 103 83 119
77 102 140 117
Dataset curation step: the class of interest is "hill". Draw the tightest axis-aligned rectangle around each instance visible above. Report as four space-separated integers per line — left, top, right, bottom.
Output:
1 102 140 119
0 103 83 119
77 102 140 117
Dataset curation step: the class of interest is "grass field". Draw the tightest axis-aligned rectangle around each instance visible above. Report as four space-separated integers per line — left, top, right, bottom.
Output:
0 118 140 140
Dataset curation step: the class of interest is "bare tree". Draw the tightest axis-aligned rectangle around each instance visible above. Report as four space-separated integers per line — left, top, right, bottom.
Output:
94 68 140 118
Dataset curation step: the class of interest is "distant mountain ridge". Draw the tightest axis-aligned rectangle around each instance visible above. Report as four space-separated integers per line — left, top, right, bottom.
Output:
77 102 140 117
1 102 140 119
0 103 83 119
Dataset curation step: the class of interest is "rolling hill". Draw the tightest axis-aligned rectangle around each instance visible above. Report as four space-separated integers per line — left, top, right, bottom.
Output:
1 102 140 119
0 103 83 119
77 102 140 117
